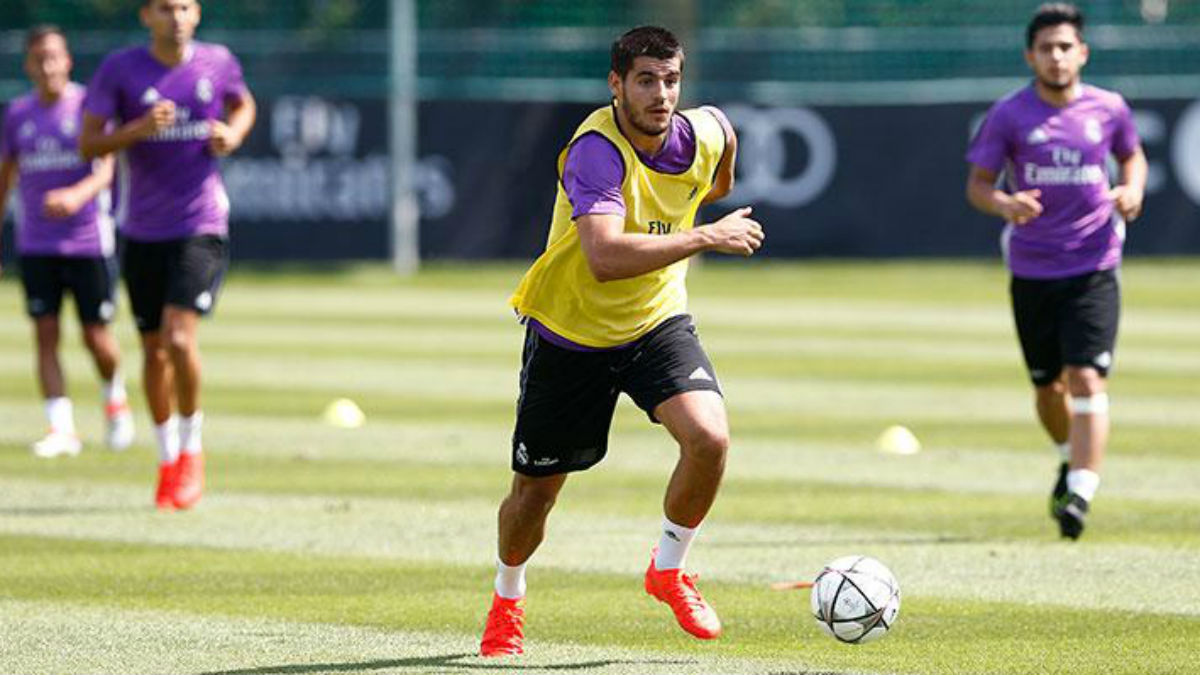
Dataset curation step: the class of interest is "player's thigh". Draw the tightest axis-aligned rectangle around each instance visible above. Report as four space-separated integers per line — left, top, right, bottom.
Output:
166 235 228 316
20 256 66 320
512 327 620 476
65 256 118 326
1060 269 1120 376
1010 275 1063 386
122 239 171 333
619 314 723 422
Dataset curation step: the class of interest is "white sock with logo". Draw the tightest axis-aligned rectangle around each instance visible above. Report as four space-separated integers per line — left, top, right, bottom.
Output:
155 415 180 465
1066 468 1100 502
494 559 527 599
655 517 699 571
45 397 75 435
101 371 128 407
1055 442 1071 462
178 411 204 456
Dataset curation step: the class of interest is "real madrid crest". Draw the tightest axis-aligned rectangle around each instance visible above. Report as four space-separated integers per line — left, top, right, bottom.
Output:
1083 118 1103 144
60 117 77 137
196 77 214 104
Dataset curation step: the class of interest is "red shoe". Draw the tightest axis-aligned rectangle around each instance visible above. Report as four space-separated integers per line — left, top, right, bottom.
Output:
644 553 722 639
173 453 205 510
480 592 525 657
155 461 178 510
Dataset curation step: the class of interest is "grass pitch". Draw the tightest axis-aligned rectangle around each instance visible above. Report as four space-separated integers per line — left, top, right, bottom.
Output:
0 259 1197 675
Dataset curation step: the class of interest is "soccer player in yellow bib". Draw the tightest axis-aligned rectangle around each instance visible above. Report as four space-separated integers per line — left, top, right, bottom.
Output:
480 26 764 657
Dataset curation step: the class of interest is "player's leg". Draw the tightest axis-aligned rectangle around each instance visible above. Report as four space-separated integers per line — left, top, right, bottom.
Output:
71 256 133 450
1054 269 1120 539
161 236 228 510
22 257 80 458
123 239 180 507
623 315 725 640
482 326 616 657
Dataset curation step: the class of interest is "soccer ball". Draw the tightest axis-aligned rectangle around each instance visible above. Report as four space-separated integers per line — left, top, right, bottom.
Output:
810 555 900 644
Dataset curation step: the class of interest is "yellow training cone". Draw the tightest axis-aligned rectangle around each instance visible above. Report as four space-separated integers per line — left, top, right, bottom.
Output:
876 425 921 455
322 398 365 429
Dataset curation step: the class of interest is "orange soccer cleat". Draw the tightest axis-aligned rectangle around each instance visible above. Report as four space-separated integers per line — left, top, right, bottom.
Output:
173 453 205 510
480 592 525 657
644 553 722 639
155 461 178 510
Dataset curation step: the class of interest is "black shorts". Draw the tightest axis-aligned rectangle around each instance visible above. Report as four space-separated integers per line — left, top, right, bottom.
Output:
511 314 724 477
1010 268 1120 387
122 235 228 333
20 255 117 325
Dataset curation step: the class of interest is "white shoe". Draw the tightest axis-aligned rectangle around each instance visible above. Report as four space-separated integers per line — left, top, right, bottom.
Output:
32 431 82 458
105 402 135 451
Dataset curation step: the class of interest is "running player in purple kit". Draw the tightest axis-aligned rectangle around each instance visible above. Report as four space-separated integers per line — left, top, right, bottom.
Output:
479 27 763 656
0 26 135 458
79 0 257 510
966 3 1146 540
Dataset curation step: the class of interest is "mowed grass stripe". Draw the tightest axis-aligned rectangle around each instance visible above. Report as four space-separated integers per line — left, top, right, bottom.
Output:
2 477 1198 615
0 536 1196 675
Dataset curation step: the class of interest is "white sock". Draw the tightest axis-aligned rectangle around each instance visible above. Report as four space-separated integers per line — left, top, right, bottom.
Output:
101 371 128 407
155 415 180 465
494 559 527 599
1067 468 1101 502
1055 442 1071 462
178 411 204 456
45 397 75 435
654 517 699 571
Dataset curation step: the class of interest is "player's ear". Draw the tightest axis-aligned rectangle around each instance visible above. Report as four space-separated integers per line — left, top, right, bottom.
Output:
1078 41 1089 67
607 71 621 102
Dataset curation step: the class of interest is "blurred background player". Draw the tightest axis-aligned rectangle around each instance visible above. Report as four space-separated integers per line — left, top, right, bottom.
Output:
0 25 133 458
966 3 1146 540
480 26 762 656
79 0 256 510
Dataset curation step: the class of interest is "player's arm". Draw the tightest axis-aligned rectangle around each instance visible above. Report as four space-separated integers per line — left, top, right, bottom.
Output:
79 104 176 160
577 207 763 283
700 106 737 205
1109 146 1147 222
42 155 114 220
209 90 256 157
966 164 1042 226
0 158 16 276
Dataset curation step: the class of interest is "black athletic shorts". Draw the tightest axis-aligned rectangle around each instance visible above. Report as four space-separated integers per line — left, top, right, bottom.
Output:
1010 268 1120 387
20 255 117 325
511 314 724 477
122 235 228 333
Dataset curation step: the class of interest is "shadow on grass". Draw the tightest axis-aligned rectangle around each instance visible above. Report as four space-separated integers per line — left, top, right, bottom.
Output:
710 534 979 547
0 505 142 517
198 652 695 674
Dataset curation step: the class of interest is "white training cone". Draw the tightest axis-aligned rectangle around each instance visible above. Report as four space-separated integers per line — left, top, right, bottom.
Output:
322 398 366 429
876 425 921 455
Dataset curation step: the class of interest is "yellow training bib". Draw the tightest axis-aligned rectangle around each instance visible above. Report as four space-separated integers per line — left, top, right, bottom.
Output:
509 105 726 348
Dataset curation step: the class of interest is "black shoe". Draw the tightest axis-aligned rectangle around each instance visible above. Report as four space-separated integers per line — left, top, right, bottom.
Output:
1049 462 1069 518
1053 492 1089 540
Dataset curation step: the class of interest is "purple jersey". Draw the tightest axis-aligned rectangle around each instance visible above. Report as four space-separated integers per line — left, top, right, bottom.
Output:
83 43 246 242
967 84 1140 279
1 83 110 257
562 107 729 220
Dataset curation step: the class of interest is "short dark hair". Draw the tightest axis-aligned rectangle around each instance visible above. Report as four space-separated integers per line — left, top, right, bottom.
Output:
1027 3 1085 48
610 26 684 78
25 24 66 50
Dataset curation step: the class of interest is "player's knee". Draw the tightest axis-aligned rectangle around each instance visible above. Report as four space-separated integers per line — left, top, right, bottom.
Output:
163 325 196 356
1065 366 1104 396
510 476 562 513
681 424 730 465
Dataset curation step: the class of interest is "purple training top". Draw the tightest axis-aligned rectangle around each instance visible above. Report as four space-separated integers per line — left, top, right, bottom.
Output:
2 82 109 257
967 84 1140 280
83 42 246 242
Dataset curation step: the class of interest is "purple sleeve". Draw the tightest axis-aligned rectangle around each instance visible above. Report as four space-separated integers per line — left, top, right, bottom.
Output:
965 103 1009 172
1111 96 1140 160
0 108 14 160
562 133 626 220
83 55 119 120
220 47 249 103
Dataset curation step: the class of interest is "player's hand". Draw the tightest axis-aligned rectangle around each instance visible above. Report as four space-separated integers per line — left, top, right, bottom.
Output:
1108 185 1144 222
138 101 177 138
42 187 85 219
703 206 764 256
208 121 241 157
1000 189 1043 225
